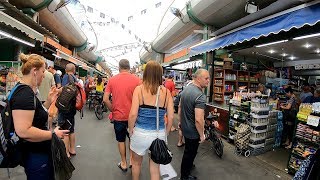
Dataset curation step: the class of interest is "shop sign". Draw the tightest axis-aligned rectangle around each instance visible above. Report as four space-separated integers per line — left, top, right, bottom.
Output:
295 64 320 70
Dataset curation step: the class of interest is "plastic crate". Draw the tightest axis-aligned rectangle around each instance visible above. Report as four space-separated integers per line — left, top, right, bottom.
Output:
248 117 269 125
251 132 267 140
265 137 275 146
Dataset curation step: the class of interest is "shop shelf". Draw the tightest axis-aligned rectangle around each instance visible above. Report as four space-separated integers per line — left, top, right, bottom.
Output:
250 107 270 112
214 84 223 86
250 113 269 119
214 69 224 71
250 82 259 84
238 81 249 83
214 92 223 94
214 77 224 79
225 80 236 82
214 98 224 102
225 91 234 93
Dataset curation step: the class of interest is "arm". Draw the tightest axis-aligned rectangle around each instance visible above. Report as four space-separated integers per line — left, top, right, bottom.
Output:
128 87 140 135
281 103 292 110
103 81 112 111
195 108 205 141
165 90 174 134
104 92 112 111
13 110 68 142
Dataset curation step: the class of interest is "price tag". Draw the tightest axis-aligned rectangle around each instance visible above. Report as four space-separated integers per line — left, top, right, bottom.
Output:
307 115 320 127
233 114 239 119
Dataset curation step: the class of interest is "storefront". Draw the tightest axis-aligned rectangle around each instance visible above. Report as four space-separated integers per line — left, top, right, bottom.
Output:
190 1 320 175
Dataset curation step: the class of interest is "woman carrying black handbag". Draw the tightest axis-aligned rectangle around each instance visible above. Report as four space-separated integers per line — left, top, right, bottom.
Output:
128 61 174 180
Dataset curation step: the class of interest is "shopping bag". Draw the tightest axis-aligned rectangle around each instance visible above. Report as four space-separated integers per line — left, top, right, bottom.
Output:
160 163 177 180
51 133 75 180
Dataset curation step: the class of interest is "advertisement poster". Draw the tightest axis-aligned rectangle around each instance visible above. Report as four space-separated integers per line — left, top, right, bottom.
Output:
205 104 229 138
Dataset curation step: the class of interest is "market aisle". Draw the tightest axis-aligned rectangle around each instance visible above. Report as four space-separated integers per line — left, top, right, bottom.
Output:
0 108 293 180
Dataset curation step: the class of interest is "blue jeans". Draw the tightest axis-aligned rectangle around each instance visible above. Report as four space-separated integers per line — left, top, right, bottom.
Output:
23 152 54 180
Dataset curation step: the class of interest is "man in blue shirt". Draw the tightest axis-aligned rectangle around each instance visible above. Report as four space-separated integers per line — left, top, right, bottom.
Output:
59 63 77 158
303 88 320 103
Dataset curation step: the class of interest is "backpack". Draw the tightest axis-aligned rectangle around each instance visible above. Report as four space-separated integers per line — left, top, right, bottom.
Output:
55 75 78 112
75 83 86 111
0 84 36 168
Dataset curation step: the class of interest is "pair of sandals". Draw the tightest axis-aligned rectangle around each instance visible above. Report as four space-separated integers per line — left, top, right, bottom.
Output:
117 163 132 172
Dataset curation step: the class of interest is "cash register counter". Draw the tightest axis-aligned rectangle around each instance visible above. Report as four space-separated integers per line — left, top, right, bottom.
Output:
205 102 230 138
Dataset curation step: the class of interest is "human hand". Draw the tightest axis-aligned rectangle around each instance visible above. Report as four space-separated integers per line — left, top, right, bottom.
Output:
199 133 205 143
54 127 69 139
128 128 134 137
47 87 58 104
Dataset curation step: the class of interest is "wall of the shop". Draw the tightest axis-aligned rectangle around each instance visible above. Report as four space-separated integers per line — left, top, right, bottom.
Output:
0 40 16 61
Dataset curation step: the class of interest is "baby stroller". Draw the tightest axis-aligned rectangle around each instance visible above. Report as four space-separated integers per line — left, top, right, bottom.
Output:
234 123 251 157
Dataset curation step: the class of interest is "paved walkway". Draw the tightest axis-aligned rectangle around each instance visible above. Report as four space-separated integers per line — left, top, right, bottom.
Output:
1 108 293 180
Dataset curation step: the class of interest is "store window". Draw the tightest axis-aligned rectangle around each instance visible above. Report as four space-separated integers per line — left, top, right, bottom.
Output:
87 6 93 13
141 9 147 15
155 2 161 8
128 16 133 21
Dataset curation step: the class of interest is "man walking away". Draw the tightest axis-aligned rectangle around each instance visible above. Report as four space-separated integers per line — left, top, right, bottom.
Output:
38 62 55 103
59 63 78 158
179 69 210 180
48 66 62 88
104 59 140 172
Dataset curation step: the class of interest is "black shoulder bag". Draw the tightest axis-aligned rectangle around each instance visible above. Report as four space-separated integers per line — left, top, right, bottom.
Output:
149 86 173 165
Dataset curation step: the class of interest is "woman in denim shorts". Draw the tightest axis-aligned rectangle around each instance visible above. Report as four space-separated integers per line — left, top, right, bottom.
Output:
128 61 174 180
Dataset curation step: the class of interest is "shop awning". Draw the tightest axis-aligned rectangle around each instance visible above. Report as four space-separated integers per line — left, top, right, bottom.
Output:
0 11 43 41
190 2 320 57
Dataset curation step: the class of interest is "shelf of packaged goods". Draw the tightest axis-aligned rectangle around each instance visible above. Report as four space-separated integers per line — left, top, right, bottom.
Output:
214 92 223 95
225 80 237 82
214 77 224 79
214 98 224 102
250 81 259 84
214 64 224 67
225 91 234 94
214 84 223 87
238 81 249 83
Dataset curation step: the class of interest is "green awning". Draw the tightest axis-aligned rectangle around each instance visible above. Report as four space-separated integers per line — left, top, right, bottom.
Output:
0 11 43 42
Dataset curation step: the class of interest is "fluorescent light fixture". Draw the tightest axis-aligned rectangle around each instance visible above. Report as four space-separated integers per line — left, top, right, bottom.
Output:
293 33 320 40
303 43 312 48
0 30 11 38
11 36 35 47
0 30 35 47
281 53 288 57
316 49 320 54
245 1 259 14
289 56 296 60
256 40 288 48
268 49 276 54
52 53 61 59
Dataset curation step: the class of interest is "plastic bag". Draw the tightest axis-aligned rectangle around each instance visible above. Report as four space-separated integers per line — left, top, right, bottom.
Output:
51 133 75 180
149 138 172 165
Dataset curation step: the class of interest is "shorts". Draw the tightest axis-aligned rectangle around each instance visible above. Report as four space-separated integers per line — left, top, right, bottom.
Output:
113 120 129 142
58 113 75 134
130 127 166 156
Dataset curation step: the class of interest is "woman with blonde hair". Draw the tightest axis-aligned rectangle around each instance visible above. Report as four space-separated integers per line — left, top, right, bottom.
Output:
129 61 174 180
12 53 69 179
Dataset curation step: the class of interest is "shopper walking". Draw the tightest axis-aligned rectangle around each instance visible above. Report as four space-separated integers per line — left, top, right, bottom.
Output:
179 69 209 180
48 66 61 88
104 59 140 172
38 62 55 103
12 53 68 180
128 61 173 180
58 63 78 158
164 75 178 132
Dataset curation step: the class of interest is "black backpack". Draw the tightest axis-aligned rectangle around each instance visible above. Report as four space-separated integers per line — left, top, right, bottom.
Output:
0 84 35 168
55 75 78 112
